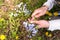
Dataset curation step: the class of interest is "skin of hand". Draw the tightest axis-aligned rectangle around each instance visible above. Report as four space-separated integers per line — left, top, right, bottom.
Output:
28 19 49 28
31 6 48 20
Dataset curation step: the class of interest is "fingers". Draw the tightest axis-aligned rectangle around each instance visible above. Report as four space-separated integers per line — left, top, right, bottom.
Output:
28 20 40 24
28 20 43 28
28 17 34 23
31 7 47 18
31 10 38 17
31 10 41 18
35 10 47 18
35 13 41 18
28 18 41 24
31 17 35 21
28 18 49 28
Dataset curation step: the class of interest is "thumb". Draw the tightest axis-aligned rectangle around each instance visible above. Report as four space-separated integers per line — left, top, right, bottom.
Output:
30 21 39 24
32 10 40 17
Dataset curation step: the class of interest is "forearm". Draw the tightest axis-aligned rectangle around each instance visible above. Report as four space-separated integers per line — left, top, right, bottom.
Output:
48 19 60 31
43 0 55 10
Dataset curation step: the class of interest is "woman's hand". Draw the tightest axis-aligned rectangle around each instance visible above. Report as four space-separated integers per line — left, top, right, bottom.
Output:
28 19 49 28
31 6 48 18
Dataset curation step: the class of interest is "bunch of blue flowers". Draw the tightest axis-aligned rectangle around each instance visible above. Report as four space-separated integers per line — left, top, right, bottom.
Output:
23 21 38 38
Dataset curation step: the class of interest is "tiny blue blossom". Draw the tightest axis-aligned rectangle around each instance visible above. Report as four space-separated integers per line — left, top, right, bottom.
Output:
23 22 28 27
23 21 38 38
32 33 36 36
32 28 38 34
28 24 35 31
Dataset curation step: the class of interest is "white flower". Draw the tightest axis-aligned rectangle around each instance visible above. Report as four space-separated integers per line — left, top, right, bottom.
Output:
14 8 17 10
20 7 23 11
14 13 18 17
9 12 14 17
23 9 29 13
23 4 30 14
11 12 14 15
16 2 23 8
23 4 26 11
23 21 28 27
16 10 19 12
16 10 22 13
49 18 51 20
19 11 22 13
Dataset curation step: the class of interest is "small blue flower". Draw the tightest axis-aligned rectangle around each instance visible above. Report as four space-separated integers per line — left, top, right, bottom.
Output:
23 22 28 27
27 35 32 38
23 22 29 30
28 24 35 31
23 21 38 38
32 28 38 34
32 33 36 36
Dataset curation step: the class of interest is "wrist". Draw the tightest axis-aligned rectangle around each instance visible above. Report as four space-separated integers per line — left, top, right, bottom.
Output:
42 5 49 10
45 21 50 28
46 21 50 28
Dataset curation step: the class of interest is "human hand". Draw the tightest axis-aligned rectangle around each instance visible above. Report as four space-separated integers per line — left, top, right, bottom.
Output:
28 19 49 28
31 6 48 19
